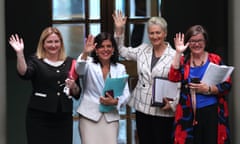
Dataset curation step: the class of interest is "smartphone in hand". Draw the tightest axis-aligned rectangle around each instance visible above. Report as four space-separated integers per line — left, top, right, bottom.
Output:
105 90 114 98
190 77 200 84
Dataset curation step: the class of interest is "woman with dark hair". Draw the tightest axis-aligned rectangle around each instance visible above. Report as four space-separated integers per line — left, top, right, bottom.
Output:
75 32 130 144
169 25 232 144
9 27 80 144
90 32 119 64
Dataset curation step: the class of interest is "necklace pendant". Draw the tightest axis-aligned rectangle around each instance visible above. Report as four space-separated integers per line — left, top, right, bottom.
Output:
192 60 204 67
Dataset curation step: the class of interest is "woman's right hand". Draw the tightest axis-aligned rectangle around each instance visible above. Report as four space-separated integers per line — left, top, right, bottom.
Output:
83 34 96 54
112 10 127 29
81 34 96 60
9 34 27 75
9 34 24 53
174 33 189 53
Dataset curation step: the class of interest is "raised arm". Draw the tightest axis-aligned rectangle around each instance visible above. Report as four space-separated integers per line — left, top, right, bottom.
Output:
9 34 27 75
172 33 189 69
80 34 96 60
76 34 96 75
112 10 127 36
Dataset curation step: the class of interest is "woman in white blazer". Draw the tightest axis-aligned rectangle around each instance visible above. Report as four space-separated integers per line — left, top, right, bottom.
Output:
76 32 130 144
113 11 179 144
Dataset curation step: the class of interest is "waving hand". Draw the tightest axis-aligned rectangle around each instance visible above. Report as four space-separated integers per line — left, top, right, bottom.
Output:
112 10 127 29
112 10 127 36
174 33 189 53
9 34 24 53
83 34 96 54
9 34 27 75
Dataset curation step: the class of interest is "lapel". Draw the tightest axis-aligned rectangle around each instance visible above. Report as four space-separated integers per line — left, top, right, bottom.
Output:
109 64 118 78
94 63 105 88
143 46 153 78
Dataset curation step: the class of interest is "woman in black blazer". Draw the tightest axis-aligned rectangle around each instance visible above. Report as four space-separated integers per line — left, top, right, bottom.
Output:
9 27 80 144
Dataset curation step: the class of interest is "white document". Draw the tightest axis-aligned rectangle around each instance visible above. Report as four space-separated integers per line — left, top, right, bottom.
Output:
152 77 180 106
201 62 234 85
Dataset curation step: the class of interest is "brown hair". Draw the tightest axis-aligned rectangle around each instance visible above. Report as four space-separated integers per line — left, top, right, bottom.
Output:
184 25 208 46
183 25 209 63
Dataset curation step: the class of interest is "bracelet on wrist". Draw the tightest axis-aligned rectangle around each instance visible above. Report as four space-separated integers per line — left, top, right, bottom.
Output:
206 85 211 95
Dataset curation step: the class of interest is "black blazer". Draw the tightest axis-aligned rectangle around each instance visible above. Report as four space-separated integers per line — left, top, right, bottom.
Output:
19 55 79 113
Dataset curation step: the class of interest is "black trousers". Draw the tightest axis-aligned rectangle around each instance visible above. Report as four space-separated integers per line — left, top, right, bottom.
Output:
193 104 218 144
136 111 174 144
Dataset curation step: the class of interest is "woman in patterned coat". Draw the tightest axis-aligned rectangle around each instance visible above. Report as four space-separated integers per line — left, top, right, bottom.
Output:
169 25 232 144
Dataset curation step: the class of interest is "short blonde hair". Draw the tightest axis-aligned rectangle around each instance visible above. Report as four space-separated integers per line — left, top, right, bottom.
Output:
36 27 66 60
147 16 168 33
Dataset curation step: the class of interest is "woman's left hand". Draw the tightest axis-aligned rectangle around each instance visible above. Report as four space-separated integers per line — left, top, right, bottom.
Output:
161 98 172 111
65 78 76 89
189 82 209 94
100 94 118 106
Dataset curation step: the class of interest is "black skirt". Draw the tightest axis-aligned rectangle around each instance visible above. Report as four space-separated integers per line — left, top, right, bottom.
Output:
26 108 73 144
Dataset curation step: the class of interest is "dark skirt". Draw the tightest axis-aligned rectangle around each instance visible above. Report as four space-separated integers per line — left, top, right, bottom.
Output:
26 108 73 144
136 111 174 144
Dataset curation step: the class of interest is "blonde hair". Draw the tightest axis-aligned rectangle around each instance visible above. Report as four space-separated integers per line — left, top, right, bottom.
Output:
147 16 168 33
36 27 66 60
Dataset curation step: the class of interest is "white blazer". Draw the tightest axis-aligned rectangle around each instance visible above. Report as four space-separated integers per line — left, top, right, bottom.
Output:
117 41 179 117
76 54 130 122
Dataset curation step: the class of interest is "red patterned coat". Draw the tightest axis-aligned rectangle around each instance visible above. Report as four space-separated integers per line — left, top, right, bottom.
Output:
168 53 231 144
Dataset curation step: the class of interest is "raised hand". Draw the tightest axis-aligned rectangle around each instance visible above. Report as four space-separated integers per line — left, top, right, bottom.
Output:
112 10 127 29
174 33 189 53
83 34 96 54
9 34 27 75
9 34 24 53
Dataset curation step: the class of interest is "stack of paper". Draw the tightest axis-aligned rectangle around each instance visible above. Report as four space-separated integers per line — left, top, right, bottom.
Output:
201 62 234 85
152 77 180 107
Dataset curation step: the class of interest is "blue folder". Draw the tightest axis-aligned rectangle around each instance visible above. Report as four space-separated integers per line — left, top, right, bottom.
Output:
99 74 129 112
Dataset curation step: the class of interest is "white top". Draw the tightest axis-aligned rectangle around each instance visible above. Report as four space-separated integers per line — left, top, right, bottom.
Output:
76 54 130 122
